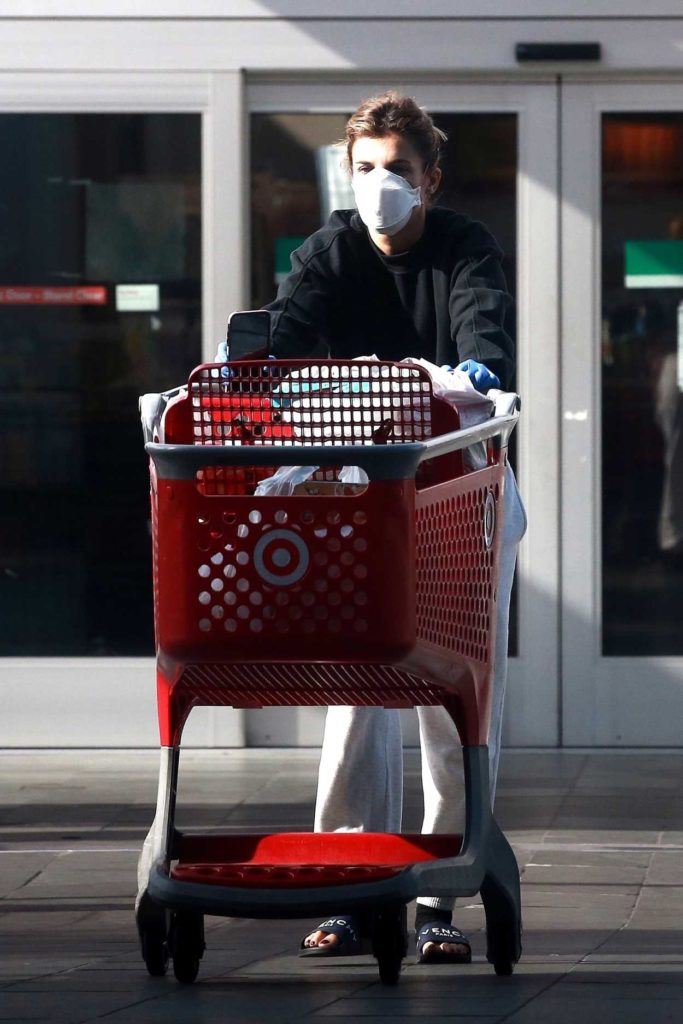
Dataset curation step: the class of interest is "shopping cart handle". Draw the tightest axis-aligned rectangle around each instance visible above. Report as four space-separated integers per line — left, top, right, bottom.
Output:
146 411 517 482
146 441 425 481
415 410 519 464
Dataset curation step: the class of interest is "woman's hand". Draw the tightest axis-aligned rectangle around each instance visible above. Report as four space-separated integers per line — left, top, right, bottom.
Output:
455 359 501 393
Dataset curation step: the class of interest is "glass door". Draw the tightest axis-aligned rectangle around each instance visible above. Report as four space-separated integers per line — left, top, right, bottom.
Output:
562 82 683 745
0 113 202 657
245 79 560 747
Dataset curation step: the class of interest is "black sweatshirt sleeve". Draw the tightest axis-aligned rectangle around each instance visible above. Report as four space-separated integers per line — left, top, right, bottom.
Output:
448 246 515 390
265 234 342 358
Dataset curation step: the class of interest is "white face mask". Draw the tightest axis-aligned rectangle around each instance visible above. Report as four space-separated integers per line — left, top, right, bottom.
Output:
352 167 422 236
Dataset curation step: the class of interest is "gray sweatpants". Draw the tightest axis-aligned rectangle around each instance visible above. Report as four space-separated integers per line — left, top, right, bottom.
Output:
313 464 527 913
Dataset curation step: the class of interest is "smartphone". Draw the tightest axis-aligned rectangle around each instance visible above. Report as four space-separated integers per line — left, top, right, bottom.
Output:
227 309 271 360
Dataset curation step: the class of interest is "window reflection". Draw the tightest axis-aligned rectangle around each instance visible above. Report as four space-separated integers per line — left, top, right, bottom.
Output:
602 113 683 655
0 114 201 655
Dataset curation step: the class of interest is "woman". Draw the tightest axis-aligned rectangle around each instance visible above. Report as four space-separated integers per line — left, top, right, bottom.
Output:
228 91 525 964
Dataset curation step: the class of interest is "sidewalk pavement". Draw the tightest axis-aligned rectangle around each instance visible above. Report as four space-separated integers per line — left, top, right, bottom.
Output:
1 748 682 1023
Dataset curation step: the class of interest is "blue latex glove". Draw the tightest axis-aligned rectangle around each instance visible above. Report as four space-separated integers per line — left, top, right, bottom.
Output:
215 339 276 364
215 339 279 382
455 359 500 393
214 339 231 378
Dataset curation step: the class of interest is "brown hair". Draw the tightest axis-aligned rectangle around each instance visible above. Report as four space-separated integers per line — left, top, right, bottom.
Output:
344 91 447 169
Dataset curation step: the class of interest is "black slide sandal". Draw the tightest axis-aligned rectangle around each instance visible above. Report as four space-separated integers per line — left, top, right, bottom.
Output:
299 916 366 958
416 922 472 964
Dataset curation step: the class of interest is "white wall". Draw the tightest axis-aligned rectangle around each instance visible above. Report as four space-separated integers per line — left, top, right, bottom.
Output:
5 2 683 18
0 8 682 75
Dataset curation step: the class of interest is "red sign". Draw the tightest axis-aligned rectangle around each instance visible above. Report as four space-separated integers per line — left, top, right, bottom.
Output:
0 286 108 305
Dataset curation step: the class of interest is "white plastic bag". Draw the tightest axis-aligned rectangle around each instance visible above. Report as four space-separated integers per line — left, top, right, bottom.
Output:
398 358 497 470
254 464 319 496
398 358 495 429
139 387 187 444
338 465 369 485
254 463 369 497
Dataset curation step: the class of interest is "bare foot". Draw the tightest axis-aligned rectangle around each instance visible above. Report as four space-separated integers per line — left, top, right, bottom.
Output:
302 927 340 950
300 916 361 954
420 940 469 957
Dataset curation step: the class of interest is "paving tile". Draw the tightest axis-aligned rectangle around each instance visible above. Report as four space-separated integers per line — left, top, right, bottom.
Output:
5 974 169 996
98 982 366 1024
388 965 565 988
581 953 683 964
0 854 59 899
12 854 137 900
519 894 632 929
645 852 683 884
521 854 649 886
514 930 618 956
595 932 683 956
567 965 683 985
504 990 683 1024
306 1019 499 1024
303 974 558 1015
495 797 567 830
312 998 512 1017
506 830 548 845
0 958 96 985
522 881 639 900
0 990 150 1022
546 830 665 846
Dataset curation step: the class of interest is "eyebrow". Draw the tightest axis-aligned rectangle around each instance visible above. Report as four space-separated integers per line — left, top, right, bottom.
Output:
354 158 414 170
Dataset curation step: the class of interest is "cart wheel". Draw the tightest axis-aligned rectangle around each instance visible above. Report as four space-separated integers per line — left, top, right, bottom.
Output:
172 949 200 985
487 924 519 977
169 911 205 985
140 924 169 977
371 906 407 986
493 957 514 976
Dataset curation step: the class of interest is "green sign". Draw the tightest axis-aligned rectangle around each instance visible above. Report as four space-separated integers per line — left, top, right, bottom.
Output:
275 237 306 286
625 240 683 288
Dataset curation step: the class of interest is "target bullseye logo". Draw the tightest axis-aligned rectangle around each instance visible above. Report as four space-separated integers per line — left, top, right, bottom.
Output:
253 529 310 587
483 490 496 549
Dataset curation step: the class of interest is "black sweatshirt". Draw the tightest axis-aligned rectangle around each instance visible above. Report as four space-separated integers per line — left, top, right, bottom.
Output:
267 207 515 390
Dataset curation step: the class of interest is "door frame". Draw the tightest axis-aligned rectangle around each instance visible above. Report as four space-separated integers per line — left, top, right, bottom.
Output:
246 77 561 747
561 79 683 746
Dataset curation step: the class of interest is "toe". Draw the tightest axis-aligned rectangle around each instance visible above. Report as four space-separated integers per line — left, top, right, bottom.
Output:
440 942 468 956
419 940 468 957
304 929 339 949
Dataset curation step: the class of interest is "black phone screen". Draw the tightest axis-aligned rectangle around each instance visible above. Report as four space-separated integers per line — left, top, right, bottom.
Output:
227 310 271 360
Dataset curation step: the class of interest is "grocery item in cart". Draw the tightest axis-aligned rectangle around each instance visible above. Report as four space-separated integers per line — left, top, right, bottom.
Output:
274 355 494 442
252 357 494 492
254 462 369 497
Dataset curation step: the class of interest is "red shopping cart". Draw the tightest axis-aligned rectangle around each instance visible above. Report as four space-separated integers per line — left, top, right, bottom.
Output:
137 358 522 985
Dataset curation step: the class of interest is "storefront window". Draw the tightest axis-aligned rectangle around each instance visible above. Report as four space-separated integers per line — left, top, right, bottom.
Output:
602 113 683 654
0 114 201 654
